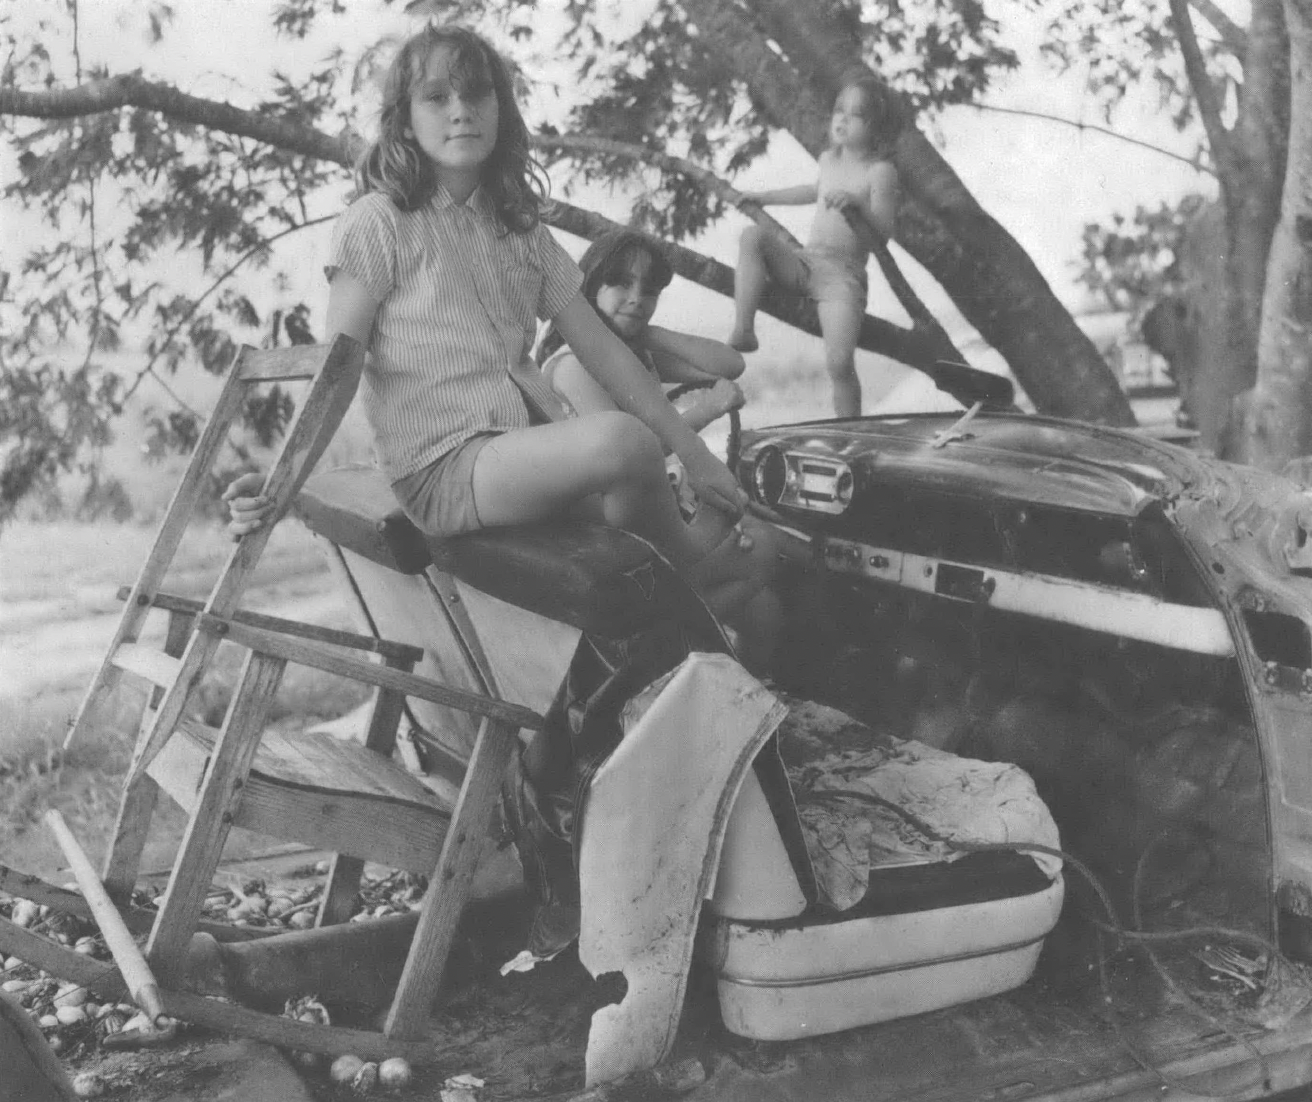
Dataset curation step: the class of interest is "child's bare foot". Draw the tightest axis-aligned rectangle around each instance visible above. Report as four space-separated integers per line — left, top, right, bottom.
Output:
728 325 758 353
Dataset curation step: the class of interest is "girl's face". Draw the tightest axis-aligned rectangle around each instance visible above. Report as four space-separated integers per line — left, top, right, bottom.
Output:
830 86 874 152
594 253 663 340
406 46 500 188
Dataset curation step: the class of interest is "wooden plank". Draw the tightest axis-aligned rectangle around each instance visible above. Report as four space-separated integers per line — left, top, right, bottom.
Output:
64 350 249 752
320 660 411 928
0 918 125 999
147 653 286 984
103 608 193 899
159 988 437 1062
45 811 165 1023
0 865 272 944
236 342 349 383
148 721 449 874
0 865 120 929
109 643 181 691
384 718 519 1038
326 547 471 784
199 615 545 731
426 568 501 697
118 587 424 665
317 854 365 928
125 336 363 783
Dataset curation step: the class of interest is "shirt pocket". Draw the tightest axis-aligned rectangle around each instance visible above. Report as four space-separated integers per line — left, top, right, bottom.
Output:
498 236 544 328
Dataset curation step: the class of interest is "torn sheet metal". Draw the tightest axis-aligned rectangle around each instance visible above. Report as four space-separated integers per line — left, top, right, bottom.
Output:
578 653 786 1086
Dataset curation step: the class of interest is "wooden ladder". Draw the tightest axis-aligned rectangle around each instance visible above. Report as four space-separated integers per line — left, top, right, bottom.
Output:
67 335 366 901
65 336 539 1043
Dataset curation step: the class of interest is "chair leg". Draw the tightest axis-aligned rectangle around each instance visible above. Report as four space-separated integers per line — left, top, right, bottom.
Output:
317 673 412 928
103 609 194 902
146 652 286 984
384 717 519 1039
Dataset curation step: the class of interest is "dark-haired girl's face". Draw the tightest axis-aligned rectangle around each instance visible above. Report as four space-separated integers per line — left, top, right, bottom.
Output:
407 46 500 190
594 253 663 340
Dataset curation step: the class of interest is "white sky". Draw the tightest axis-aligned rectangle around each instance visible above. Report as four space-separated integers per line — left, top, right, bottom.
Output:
0 0 1218 401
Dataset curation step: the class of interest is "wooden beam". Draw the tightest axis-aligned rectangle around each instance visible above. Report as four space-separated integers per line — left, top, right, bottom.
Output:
45 811 166 1023
0 863 273 944
199 614 546 731
0 918 124 999
118 587 424 665
160 988 439 1061
385 718 520 1038
147 653 286 982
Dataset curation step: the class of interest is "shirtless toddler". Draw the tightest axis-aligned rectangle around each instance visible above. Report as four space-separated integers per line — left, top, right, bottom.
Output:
729 73 899 417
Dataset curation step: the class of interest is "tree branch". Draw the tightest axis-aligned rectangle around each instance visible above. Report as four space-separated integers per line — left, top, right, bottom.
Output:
1189 0 1248 56
0 70 934 372
967 103 1215 177
119 215 336 405
0 72 358 166
535 132 801 247
1170 0 1237 180
543 199 936 369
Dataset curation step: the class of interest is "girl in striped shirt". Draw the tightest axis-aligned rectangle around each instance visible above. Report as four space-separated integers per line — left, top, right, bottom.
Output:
227 25 756 613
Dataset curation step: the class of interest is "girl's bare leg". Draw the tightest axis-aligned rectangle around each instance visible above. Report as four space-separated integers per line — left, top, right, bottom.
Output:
817 298 864 418
471 413 722 571
730 226 808 353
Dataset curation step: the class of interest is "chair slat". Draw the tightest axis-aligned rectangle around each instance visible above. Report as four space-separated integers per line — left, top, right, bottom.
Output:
110 643 181 691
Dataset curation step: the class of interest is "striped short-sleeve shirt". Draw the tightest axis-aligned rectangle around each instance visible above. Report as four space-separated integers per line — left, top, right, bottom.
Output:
326 186 583 482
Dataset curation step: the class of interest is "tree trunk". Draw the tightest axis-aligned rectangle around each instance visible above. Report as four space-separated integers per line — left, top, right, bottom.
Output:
1235 0 1312 469
1219 0 1290 456
688 0 1135 425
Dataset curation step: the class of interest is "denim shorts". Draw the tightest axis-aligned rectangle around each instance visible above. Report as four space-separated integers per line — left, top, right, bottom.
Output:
391 432 497 538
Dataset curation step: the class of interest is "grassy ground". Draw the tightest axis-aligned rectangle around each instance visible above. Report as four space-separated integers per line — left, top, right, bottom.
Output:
0 517 370 880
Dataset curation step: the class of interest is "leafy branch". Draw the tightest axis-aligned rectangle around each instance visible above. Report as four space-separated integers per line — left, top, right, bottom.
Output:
2 71 943 370
118 215 335 406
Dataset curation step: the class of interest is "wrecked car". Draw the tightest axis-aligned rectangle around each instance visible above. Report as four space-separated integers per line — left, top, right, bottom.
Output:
286 357 1312 1099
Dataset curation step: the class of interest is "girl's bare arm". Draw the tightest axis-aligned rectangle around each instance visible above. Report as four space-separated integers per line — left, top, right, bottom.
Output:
325 272 380 345
740 183 818 206
552 350 742 441
553 293 745 519
551 353 616 416
643 325 745 384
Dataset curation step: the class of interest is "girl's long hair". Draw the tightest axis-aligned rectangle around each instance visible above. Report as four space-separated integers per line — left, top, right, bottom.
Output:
536 229 674 364
356 24 548 231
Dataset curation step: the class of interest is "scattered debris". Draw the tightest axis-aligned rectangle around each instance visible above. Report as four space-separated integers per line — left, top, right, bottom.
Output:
500 946 566 976
440 1072 485 1102
70 1070 105 1098
1195 944 1267 992
564 1058 705 1101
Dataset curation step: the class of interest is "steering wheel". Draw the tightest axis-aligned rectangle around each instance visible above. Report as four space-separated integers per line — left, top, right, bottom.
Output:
665 380 742 474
